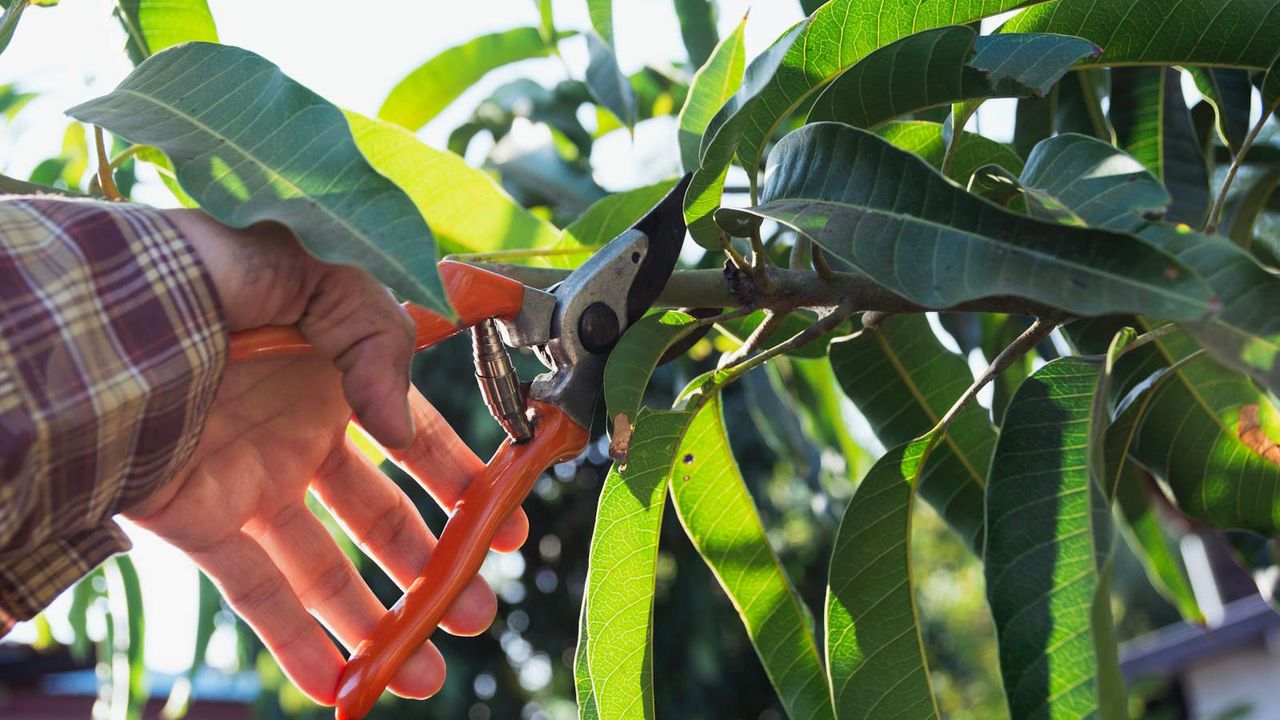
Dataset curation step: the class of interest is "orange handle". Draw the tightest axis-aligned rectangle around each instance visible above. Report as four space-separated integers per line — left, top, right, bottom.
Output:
334 401 589 720
227 260 529 362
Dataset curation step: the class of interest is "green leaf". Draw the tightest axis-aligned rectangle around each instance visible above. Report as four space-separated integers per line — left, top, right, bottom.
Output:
68 42 454 318
133 145 196 207
112 0 217 63
968 163 1078 223
378 27 558 132
826 435 942 720
684 20 808 246
719 123 1213 320
575 597 601 720
1226 164 1280 262
1110 67 1211 227
876 120 1024 182
808 27 1097 131
534 0 555 44
1018 133 1171 232
729 0 1041 198
830 315 994 551
784 357 875 477
672 0 718 68
586 0 613 47
716 309 841 359
984 357 1125 720
676 14 746 173
1188 68 1253 155
0 0 28 58
68 570 102 662
1002 0 1280 71
671 394 835 720
104 555 148 720
604 310 699 425
344 111 561 256
1055 69 1111 140
585 32 637 130
1114 330 1280 535
556 179 679 268
583 407 690 719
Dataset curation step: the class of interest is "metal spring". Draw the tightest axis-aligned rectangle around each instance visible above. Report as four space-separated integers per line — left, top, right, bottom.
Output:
470 318 533 443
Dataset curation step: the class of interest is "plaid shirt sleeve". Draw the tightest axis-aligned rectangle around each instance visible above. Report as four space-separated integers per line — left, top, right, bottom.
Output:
0 197 227 631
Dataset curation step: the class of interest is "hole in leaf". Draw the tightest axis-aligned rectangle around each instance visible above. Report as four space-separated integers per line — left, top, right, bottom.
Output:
682 453 694 464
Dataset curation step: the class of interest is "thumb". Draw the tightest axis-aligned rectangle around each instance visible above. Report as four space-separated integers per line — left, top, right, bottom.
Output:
297 263 417 449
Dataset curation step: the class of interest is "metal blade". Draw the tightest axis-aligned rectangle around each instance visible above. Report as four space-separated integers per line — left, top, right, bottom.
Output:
625 173 691 325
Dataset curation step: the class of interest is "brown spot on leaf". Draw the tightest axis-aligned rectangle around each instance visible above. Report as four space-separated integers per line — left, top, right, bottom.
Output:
681 475 690 482
609 413 633 463
1238 404 1280 465
682 453 695 465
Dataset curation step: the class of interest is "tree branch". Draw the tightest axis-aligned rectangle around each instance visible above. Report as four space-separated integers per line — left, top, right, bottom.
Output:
472 262 1072 318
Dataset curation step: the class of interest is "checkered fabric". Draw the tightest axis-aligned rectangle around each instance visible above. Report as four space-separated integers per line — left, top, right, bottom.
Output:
0 197 227 630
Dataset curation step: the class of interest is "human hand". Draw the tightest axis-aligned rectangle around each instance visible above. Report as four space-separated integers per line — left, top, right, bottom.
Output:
123 210 529 704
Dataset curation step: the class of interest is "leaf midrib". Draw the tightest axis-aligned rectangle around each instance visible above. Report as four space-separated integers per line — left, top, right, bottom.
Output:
114 87 415 283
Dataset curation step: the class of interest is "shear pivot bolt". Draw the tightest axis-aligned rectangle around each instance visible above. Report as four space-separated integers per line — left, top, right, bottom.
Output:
579 302 620 353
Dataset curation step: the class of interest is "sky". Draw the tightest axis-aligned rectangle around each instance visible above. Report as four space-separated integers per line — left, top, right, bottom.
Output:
0 0 814 676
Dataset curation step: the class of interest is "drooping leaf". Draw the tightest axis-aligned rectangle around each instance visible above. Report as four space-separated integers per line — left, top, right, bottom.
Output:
583 407 689 719
378 27 559 132
103 555 148 720
684 20 808 246
585 32 637 130
783 357 874 477
729 0 1041 200
1114 330 1280 535
1110 67 1211 226
0 0 28 58
1002 0 1280 71
671 394 835 720
344 111 561 256
808 27 1097 131
876 120 1024 182
718 123 1213 320
113 0 218 64
984 357 1126 720
676 14 746 173
826 435 942 720
1188 67 1254 155
604 310 699 425
1018 133 1171 232
968 163 1077 223
1013 94 1054 159
830 315 994 551
68 43 454 318
1055 69 1111 140
1227 165 1280 262
672 0 718 68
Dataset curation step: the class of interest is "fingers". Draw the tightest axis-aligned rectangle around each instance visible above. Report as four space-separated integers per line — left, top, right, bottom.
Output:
298 264 416 450
248 503 447 699
183 531 345 705
380 388 529 553
312 440 499 637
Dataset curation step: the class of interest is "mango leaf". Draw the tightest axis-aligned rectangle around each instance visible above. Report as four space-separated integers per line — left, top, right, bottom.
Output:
826 435 944 720
604 310 699 425
676 14 746 173
344 111 561 256
830 315 993 551
783 357 874 477
68 43 454 318
583 407 689 719
586 0 613 46
575 599 601 719
1114 330 1280 535
876 120 1024 182
984 357 1126 720
718 123 1213 320
113 0 218 63
672 0 718 68
671 394 835 720
1056 69 1111 140
133 145 196 207
684 20 808 246
1018 133 1171 232
1226 165 1280 262
0 0 27 58
1002 0 1280 71
730 0 1041 197
378 27 559 131
1110 67 1211 226
585 32 636 130
808 27 1097 131
1114 471 1203 624
103 555 148 720
1188 68 1253 155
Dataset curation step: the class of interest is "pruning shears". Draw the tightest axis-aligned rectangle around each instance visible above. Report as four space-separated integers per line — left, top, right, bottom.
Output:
227 175 691 720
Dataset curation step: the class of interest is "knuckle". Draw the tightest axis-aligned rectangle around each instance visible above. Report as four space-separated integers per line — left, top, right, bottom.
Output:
227 574 281 617
302 560 354 607
359 499 414 558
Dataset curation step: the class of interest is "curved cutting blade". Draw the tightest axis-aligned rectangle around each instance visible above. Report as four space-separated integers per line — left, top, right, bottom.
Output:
626 173 691 325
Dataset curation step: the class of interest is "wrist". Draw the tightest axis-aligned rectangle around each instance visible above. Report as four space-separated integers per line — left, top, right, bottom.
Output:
165 210 317 332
